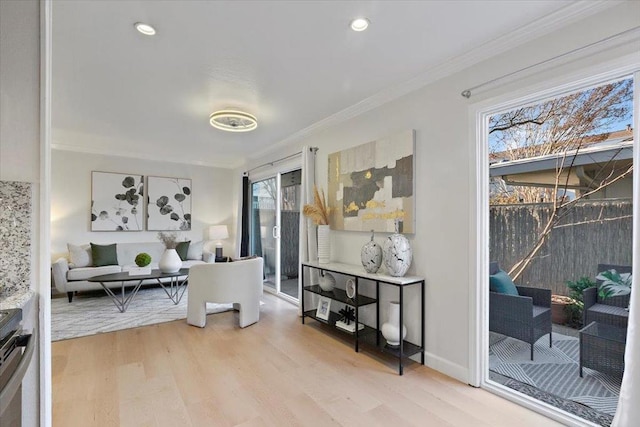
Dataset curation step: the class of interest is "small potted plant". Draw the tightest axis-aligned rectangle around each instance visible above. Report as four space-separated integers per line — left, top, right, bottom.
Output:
135 252 152 267
550 294 574 325
128 252 153 276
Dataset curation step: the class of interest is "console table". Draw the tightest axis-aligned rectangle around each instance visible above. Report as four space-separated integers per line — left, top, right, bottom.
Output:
301 261 425 375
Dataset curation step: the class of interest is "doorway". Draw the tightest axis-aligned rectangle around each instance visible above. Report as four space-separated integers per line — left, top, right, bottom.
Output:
473 66 639 426
250 169 301 301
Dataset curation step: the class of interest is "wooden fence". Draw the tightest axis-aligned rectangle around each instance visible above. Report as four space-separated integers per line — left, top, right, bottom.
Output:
490 199 632 296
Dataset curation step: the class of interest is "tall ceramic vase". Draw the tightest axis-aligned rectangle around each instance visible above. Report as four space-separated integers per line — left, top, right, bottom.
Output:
361 230 382 273
381 301 407 347
159 248 182 273
317 224 330 264
382 233 412 277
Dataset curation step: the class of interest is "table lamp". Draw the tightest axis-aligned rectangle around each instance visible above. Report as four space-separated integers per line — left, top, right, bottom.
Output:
209 225 229 258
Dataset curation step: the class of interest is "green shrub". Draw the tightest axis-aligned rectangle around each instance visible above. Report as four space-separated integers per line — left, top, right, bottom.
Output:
564 276 595 328
135 252 152 267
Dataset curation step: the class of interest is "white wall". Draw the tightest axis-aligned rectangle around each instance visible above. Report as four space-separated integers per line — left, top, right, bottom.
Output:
0 0 40 182
0 0 41 425
242 2 640 382
51 150 236 261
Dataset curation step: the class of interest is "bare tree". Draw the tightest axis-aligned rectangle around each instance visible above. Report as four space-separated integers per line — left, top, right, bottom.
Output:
490 78 632 204
489 78 634 280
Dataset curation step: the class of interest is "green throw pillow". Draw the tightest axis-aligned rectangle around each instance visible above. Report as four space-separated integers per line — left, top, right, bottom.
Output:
90 243 118 267
489 270 519 296
175 241 190 261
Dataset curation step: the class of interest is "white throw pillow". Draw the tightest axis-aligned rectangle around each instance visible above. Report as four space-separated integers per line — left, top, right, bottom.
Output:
67 243 92 267
187 240 204 260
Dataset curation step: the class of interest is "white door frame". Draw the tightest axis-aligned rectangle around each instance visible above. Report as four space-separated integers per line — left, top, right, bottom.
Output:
249 157 301 303
469 53 640 426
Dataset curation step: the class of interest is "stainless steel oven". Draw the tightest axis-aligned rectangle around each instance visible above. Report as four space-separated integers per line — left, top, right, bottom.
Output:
0 308 34 427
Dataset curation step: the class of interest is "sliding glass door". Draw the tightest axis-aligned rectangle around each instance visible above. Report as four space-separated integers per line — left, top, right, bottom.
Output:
250 169 301 300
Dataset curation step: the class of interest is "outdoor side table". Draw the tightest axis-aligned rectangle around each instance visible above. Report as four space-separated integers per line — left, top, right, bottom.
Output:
579 321 627 379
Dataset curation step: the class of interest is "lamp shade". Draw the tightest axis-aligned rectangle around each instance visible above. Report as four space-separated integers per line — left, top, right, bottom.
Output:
209 225 229 241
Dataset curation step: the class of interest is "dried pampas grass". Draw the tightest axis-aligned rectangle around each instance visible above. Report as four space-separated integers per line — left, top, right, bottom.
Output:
303 186 330 225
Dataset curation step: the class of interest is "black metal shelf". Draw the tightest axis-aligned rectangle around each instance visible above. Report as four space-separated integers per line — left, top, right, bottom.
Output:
359 331 423 359
303 285 376 307
301 262 425 375
303 309 376 336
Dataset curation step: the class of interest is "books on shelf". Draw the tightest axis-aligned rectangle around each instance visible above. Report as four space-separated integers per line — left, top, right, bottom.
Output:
335 320 364 333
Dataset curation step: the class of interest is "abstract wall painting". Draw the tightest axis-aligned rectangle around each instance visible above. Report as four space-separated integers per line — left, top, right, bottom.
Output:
147 176 192 231
91 171 144 231
328 130 415 233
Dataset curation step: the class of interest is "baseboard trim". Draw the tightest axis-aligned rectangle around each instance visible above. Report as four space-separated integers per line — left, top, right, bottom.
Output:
423 351 469 384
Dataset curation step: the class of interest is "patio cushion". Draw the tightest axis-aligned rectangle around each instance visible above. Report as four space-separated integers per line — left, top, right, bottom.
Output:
490 270 519 296
588 303 629 318
532 306 550 317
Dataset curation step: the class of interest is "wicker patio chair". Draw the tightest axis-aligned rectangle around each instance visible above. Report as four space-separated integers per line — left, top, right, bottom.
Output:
489 262 552 360
583 263 631 328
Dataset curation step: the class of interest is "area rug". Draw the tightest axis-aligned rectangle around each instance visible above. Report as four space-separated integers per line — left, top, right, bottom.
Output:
490 332 621 421
51 286 233 341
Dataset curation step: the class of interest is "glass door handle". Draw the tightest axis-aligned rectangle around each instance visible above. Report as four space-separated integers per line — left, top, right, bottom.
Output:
272 225 280 239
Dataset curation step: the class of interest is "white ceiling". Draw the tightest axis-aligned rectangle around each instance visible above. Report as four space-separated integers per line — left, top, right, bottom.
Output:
52 0 602 168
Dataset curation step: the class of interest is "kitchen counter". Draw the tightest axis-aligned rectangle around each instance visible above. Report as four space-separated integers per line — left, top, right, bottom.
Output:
0 289 36 310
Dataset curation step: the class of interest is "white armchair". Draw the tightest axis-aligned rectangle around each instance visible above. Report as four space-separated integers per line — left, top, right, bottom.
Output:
187 257 263 328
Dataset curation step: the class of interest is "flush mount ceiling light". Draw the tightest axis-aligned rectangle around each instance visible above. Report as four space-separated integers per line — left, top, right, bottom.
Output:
134 22 156 36
350 17 370 32
209 110 258 132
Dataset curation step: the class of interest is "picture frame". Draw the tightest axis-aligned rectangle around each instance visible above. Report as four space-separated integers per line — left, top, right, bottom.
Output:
91 171 144 231
146 176 192 231
316 296 332 321
327 129 415 233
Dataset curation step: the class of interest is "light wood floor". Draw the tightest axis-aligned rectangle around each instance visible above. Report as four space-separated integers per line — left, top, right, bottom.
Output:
52 293 561 427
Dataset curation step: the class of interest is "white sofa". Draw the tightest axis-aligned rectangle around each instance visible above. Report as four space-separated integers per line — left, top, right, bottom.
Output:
52 241 214 302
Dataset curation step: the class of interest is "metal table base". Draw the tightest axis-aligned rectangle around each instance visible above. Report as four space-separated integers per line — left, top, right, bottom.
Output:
99 280 145 313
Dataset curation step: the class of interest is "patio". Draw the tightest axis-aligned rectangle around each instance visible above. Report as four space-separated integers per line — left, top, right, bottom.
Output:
489 324 621 427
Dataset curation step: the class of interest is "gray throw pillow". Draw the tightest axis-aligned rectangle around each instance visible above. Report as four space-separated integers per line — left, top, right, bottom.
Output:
68 243 92 267
187 240 204 260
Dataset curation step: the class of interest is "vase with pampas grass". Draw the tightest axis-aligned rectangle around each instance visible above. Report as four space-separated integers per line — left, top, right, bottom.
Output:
303 186 331 264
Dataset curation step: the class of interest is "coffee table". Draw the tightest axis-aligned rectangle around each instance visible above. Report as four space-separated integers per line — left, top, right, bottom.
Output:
88 268 190 312
579 321 627 378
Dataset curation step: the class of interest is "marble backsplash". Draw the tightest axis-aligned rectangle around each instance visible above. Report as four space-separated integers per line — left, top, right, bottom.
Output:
0 180 32 299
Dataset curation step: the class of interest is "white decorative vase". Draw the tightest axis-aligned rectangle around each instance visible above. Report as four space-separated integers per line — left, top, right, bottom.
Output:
159 248 182 273
381 301 407 347
382 233 412 277
319 272 336 292
361 230 382 273
317 224 330 264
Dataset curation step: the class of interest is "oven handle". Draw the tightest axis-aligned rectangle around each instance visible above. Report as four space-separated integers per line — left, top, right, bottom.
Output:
0 329 36 416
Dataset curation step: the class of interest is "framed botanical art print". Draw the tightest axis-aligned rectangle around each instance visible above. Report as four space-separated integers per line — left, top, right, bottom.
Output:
146 176 192 231
91 171 144 231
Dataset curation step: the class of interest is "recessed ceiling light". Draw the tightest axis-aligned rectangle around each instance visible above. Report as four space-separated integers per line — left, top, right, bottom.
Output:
134 22 156 36
350 17 369 32
209 110 258 132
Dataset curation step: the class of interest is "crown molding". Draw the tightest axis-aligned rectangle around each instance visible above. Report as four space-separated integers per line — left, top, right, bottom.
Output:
249 0 619 161
51 142 244 169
